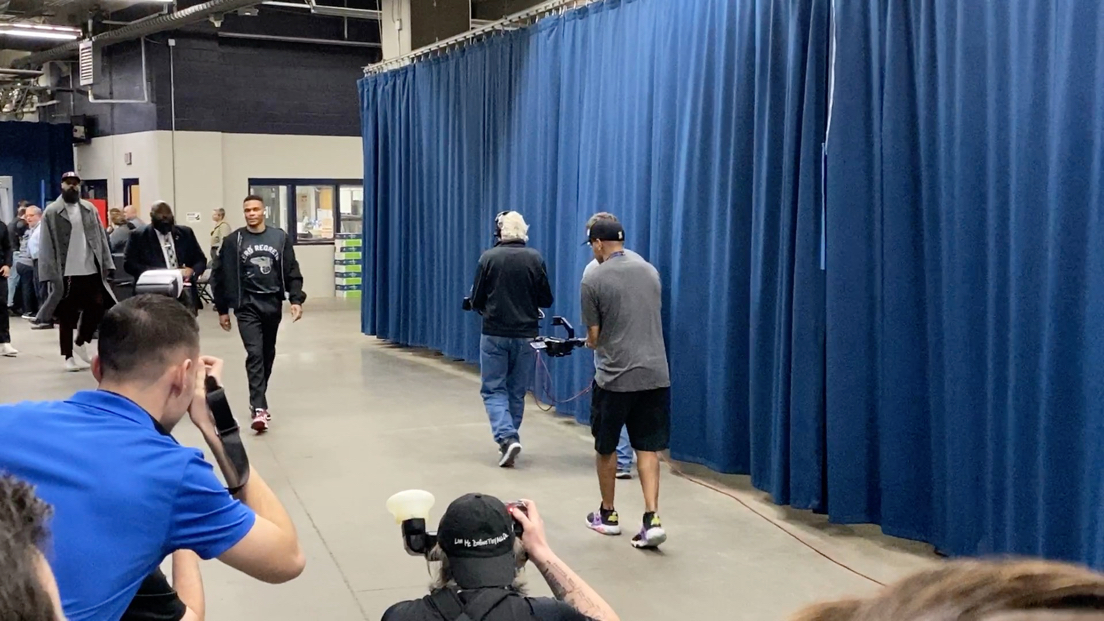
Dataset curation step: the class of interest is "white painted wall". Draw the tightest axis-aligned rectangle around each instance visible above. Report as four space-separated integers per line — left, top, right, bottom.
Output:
380 0 414 60
75 131 171 211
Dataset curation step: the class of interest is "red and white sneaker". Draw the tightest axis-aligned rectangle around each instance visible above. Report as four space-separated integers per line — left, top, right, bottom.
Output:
251 409 271 433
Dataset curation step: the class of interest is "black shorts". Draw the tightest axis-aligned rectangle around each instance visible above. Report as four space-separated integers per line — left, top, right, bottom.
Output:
590 383 670 455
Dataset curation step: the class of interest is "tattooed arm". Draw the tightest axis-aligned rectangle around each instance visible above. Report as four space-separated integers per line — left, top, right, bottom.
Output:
509 501 620 621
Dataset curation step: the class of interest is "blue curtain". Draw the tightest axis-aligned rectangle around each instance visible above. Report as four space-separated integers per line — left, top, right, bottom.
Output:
826 0 1104 566
0 121 74 208
360 0 830 497
360 0 1104 568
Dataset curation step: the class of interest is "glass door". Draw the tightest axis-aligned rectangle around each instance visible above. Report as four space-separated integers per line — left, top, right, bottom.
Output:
294 185 336 243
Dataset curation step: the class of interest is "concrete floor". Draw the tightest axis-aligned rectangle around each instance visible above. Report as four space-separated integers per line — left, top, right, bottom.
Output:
1 300 939 620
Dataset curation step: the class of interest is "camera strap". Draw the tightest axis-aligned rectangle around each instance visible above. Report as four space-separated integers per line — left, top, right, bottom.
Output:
428 588 512 621
203 378 251 494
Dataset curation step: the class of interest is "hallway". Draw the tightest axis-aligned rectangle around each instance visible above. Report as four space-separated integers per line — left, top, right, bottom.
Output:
1 302 937 620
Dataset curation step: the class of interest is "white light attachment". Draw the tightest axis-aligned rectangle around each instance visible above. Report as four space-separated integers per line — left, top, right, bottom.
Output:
386 490 435 524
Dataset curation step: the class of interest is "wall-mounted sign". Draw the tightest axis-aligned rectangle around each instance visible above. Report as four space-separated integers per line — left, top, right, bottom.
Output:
186 212 201 223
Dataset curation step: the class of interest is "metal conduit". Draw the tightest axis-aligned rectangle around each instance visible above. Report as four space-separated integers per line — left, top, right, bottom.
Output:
12 0 263 68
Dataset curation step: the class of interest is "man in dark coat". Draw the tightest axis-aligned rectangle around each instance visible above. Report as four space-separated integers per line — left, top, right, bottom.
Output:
124 201 207 313
36 172 117 372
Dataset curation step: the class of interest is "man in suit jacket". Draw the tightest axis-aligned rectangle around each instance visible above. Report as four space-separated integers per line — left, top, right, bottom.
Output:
124 201 207 313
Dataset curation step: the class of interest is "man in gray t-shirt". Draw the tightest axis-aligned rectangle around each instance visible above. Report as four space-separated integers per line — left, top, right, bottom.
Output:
581 216 643 479
580 217 670 551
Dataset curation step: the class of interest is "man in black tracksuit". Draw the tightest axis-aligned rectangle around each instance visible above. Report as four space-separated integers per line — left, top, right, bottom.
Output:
213 195 306 433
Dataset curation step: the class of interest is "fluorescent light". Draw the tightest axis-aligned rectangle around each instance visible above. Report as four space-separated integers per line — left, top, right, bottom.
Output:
0 30 81 40
0 24 82 41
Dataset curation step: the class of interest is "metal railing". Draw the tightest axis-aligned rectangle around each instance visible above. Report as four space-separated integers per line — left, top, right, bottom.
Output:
363 0 600 77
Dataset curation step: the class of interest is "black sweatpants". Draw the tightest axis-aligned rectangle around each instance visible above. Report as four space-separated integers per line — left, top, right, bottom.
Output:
236 296 283 411
0 276 9 344
56 274 106 359
32 260 48 315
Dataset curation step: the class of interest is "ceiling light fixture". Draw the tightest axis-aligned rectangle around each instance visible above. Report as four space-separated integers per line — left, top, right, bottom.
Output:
0 24 82 41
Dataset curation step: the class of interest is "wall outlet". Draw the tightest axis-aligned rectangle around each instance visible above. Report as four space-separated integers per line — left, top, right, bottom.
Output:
124 152 132 165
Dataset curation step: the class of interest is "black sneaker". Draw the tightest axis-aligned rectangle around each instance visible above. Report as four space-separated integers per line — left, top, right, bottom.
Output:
631 512 667 549
585 506 621 536
498 438 522 467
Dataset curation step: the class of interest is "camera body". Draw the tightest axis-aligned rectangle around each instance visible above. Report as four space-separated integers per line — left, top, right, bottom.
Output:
399 500 528 558
531 316 587 358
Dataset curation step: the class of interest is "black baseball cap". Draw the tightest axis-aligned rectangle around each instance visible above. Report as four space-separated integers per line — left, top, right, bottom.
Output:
584 219 625 245
437 493 517 589
61 171 80 183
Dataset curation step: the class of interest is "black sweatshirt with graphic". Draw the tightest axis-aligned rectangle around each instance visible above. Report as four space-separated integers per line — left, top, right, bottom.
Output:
212 226 306 314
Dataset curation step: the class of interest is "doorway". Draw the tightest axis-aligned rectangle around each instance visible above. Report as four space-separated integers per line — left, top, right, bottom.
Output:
122 178 140 208
84 179 108 203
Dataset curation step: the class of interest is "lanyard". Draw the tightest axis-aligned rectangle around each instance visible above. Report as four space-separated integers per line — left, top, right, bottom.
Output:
608 251 625 260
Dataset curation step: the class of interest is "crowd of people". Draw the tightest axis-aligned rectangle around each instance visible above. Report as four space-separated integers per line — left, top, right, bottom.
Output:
2 176 1104 621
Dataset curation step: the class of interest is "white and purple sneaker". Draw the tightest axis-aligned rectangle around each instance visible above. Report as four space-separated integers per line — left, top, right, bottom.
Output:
631 512 667 549
585 507 622 536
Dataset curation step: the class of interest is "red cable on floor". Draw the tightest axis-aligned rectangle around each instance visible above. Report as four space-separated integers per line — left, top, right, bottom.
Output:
662 456 887 587
532 353 591 411
531 352 886 587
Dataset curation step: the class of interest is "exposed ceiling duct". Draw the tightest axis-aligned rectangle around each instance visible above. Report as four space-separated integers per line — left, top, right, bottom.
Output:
11 0 263 68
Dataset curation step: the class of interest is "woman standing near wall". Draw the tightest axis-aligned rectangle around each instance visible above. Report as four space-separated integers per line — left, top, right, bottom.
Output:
210 208 231 258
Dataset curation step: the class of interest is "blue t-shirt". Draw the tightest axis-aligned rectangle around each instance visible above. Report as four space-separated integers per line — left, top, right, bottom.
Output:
0 391 256 621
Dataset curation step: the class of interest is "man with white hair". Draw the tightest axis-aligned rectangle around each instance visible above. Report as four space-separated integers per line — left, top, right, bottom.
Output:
468 211 554 467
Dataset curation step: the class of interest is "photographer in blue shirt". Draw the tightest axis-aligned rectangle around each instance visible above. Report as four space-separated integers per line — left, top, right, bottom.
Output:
0 294 306 621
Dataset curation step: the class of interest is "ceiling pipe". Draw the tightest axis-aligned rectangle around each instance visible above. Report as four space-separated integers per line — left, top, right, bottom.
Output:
217 30 380 47
305 0 380 19
0 67 43 76
262 0 380 20
11 0 264 69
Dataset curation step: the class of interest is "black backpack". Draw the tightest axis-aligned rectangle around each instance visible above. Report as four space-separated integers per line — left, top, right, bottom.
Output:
426 588 535 621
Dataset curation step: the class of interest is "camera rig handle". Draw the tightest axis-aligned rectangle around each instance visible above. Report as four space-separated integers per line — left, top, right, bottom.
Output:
531 316 587 358
204 376 251 494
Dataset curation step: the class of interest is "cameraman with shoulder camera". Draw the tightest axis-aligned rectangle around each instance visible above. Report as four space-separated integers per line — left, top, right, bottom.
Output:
384 495 618 621
0 294 306 621
468 211 554 467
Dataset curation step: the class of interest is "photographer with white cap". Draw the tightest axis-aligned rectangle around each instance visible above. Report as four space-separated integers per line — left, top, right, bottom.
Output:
383 494 619 621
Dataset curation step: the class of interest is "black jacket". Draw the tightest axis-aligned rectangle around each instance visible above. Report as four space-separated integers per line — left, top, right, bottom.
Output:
0 218 11 270
212 226 305 314
123 224 207 280
470 240 554 338
8 218 26 258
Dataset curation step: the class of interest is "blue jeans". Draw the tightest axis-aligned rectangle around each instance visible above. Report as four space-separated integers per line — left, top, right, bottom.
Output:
616 427 633 471
480 335 536 444
6 259 19 308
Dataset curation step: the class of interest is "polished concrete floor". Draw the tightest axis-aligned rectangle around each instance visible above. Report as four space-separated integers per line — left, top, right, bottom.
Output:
1 301 938 620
